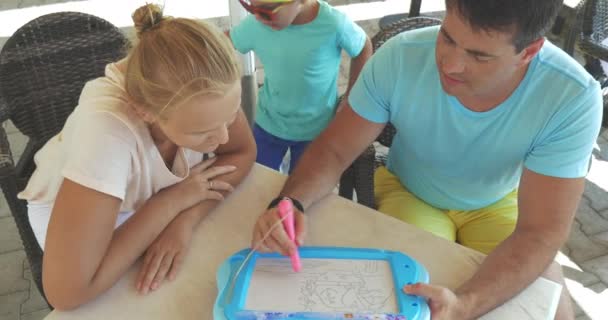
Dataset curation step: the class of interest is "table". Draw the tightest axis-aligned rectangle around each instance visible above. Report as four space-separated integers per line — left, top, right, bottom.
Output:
44 165 561 320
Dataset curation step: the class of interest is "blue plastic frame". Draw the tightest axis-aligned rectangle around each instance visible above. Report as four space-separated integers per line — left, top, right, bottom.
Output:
214 247 430 320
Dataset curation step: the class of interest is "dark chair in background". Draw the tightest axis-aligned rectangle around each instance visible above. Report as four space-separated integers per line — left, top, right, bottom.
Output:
338 17 442 209
378 0 423 30
564 0 608 127
0 12 128 305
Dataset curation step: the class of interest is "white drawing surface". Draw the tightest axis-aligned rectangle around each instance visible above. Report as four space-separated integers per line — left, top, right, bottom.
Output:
244 258 398 313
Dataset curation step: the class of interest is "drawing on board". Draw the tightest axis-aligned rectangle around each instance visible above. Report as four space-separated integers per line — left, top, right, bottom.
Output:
245 258 398 313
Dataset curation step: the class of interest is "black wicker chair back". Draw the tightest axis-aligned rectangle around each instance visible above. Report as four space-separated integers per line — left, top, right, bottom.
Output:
0 11 127 305
565 0 608 126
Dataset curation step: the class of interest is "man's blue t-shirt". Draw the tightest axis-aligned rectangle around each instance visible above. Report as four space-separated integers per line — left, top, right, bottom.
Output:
231 0 367 141
350 26 603 210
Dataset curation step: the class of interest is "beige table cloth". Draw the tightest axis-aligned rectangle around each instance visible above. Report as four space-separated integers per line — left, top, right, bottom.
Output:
45 165 561 320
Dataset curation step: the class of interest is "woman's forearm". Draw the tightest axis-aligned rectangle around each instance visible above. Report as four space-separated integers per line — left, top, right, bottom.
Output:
45 187 184 310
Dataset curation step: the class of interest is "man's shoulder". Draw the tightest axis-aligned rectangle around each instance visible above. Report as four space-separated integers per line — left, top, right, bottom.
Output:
378 25 438 56
523 41 602 134
534 41 598 93
391 25 439 45
371 25 438 72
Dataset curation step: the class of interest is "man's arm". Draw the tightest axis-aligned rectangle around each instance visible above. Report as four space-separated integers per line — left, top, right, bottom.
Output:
281 105 385 208
455 168 582 319
251 105 385 255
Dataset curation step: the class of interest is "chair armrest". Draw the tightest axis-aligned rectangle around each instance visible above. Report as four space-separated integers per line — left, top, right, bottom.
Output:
0 126 15 178
339 145 376 209
352 145 376 209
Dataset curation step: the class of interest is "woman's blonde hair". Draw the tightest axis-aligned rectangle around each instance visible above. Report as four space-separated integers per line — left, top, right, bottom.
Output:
125 4 240 118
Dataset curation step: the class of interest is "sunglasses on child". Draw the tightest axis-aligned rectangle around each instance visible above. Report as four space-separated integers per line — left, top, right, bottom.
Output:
238 0 293 21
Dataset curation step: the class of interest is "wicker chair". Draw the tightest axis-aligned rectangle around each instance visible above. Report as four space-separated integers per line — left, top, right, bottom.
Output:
0 12 127 304
338 17 442 209
378 0 423 30
564 0 608 126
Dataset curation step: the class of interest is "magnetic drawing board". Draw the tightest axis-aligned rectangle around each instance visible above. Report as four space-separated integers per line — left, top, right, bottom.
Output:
214 247 431 320
245 258 398 313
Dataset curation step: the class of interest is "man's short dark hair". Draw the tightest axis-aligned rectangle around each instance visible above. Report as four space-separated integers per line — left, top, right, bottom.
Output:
445 0 563 52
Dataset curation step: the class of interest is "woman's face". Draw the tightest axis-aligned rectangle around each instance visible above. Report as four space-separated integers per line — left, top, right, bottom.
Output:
158 82 242 153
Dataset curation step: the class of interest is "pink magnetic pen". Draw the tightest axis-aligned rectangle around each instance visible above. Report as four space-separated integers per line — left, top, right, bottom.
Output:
277 198 302 272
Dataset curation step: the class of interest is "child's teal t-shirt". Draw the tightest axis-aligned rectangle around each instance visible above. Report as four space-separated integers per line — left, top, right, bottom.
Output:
349 26 603 210
230 0 367 141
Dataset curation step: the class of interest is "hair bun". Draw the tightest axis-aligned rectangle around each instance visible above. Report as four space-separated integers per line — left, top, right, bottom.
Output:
132 3 164 36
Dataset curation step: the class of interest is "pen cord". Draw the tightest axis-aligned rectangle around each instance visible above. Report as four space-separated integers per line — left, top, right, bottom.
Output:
225 213 291 304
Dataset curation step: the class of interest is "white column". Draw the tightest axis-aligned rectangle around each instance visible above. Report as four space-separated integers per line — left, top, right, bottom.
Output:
228 0 257 125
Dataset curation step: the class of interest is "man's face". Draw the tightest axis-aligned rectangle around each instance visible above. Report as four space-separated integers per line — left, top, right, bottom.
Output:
435 9 529 102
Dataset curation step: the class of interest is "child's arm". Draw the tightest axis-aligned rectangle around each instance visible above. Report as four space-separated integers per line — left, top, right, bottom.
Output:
135 109 256 293
344 36 372 99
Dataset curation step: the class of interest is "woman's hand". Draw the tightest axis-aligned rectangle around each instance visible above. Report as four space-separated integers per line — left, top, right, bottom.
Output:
165 157 236 212
135 216 192 295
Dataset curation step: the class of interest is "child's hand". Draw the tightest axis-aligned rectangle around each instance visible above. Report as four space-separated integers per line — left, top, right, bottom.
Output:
251 207 307 257
168 157 236 211
136 216 192 295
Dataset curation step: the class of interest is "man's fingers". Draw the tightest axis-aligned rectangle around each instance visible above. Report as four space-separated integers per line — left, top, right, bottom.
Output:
251 228 271 252
403 283 443 299
268 213 295 256
251 225 261 249
252 210 297 255
270 231 293 256
260 217 286 254
294 212 306 246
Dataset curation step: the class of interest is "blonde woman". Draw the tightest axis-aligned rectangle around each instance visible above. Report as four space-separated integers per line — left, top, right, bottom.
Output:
18 4 256 310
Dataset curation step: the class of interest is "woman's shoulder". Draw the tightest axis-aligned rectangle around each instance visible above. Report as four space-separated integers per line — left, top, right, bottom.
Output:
71 62 148 142
79 62 130 108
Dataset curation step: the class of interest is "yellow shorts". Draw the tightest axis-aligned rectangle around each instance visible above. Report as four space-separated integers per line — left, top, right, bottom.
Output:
374 166 518 254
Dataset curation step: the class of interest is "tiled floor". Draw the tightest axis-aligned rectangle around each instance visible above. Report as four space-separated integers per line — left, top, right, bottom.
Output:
1 1 607 320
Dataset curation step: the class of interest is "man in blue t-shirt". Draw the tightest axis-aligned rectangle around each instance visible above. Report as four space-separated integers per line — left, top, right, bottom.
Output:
229 0 372 172
252 0 603 319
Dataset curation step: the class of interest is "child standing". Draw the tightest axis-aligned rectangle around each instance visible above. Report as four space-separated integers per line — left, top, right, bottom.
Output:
230 0 372 172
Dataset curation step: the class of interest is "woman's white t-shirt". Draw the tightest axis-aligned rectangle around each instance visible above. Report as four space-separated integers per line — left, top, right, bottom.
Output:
18 63 206 248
